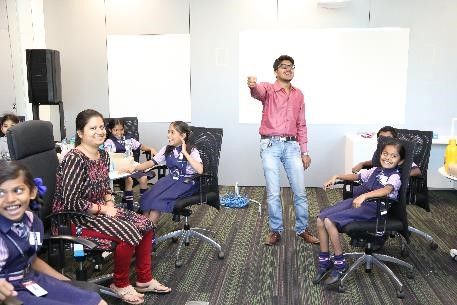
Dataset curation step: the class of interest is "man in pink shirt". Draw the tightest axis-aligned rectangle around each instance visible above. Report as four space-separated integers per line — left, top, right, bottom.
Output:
247 55 319 246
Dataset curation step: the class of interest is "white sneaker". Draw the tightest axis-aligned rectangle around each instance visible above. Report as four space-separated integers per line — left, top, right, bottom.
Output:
450 249 457 261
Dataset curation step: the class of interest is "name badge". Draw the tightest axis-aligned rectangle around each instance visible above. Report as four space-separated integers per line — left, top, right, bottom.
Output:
29 232 42 246
22 280 48 297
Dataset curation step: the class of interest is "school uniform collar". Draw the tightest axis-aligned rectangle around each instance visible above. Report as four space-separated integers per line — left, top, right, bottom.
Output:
273 80 296 93
0 213 31 234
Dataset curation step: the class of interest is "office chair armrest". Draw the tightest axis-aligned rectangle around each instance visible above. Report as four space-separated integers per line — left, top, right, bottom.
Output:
44 235 98 249
364 196 399 235
334 180 362 200
143 150 152 161
45 211 95 220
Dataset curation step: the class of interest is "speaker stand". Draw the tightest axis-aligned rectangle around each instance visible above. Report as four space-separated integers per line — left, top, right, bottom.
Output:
32 101 66 140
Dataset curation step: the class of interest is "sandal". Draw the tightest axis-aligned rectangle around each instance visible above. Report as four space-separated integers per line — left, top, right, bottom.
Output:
110 284 145 304
135 279 172 294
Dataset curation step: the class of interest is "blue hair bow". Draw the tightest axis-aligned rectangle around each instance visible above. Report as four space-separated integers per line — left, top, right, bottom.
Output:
33 178 47 196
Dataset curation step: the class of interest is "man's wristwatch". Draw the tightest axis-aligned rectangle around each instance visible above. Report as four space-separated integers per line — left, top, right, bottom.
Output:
302 152 309 156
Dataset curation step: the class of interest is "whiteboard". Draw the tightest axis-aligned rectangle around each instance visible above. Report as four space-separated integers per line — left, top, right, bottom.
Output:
107 34 191 122
239 28 410 124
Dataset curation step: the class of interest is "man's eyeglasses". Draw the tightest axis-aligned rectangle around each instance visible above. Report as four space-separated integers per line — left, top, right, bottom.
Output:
278 64 295 70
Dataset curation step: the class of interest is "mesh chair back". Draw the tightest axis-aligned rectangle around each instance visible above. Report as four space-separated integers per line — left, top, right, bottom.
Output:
396 129 432 211
104 117 140 161
7 120 59 225
188 126 223 208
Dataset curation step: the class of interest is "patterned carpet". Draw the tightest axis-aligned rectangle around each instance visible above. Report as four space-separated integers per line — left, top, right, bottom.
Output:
101 187 457 305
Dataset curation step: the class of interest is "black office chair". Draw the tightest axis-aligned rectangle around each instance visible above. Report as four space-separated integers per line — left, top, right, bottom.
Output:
337 138 415 299
156 126 225 267
395 129 437 250
6 120 117 298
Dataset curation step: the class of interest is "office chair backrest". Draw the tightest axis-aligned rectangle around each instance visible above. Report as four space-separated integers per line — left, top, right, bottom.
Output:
188 126 223 208
372 137 415 239
7 120 59 225
395 129 432 176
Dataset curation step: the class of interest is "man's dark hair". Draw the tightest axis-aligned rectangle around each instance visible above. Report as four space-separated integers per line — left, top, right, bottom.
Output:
377 126 397 138
273 55 294 71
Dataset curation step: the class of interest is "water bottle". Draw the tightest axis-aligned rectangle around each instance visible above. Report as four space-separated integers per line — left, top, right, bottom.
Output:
69 136 75 148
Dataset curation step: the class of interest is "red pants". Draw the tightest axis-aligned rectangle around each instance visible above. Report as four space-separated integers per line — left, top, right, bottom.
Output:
78 228 154 287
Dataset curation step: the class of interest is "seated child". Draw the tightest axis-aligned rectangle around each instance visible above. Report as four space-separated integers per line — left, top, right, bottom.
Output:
0 160 106 305
314 139 405 286
0 114 20 160
128 121 203 226
104 119 157 211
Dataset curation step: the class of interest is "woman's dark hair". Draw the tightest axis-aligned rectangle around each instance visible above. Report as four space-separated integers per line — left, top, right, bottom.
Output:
165 121 193 156
1 114 20 136
377 126 398 138
273 55 294 71
106 119 125 139
380 139 405 163
75 109 104 146
0 160 42 210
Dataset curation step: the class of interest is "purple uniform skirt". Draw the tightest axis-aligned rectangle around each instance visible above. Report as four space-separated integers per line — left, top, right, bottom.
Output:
13 271 101 305
140 175 199 213
318 198 378 229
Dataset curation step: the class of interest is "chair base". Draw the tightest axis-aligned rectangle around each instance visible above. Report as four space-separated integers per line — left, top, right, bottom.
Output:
157 226 224 268
339 252 414 298
408 226 438 249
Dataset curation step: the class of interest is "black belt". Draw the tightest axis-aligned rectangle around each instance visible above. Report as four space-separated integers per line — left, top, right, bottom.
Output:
261 135 297 141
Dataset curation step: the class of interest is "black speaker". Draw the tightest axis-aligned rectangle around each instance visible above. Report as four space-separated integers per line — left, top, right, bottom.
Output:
26 49 62 104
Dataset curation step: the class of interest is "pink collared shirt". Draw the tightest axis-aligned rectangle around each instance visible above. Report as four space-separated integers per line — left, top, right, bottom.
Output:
250 80 308 152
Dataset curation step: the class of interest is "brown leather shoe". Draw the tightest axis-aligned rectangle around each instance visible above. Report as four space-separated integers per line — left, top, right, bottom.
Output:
265 231 281 246
298 228 320 244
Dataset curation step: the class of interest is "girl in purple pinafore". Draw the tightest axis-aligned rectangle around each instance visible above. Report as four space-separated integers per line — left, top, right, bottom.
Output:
0 161 106 305
313 140 405 286
131 121 203 226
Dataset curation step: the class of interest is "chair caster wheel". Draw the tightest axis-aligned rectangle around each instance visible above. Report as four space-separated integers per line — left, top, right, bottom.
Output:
338 285 346 293
218 251 225 259
430 242 438 250
396 290 405 299
175 260 183 268
171 237 179 243
401 248 409 258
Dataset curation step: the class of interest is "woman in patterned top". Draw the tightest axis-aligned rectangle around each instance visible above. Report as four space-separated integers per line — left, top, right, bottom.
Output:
52 109 171 305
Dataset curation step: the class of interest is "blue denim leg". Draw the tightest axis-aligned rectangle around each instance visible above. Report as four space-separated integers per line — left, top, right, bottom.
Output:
260 139 284 233
282 141 308 234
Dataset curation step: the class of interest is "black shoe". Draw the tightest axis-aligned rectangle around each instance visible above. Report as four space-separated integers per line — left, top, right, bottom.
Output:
313 264 333 284
324 266 348 285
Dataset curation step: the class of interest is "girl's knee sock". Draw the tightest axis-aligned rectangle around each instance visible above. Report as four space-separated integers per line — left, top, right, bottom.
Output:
124 190 134 210
333 253 347 271
318 251 332 269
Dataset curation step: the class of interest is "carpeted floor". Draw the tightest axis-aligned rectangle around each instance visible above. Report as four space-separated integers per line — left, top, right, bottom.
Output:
101 187 457 305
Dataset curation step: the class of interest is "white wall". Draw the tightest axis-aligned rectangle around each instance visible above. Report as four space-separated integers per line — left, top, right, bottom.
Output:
0 0 16 114
1 0 456 187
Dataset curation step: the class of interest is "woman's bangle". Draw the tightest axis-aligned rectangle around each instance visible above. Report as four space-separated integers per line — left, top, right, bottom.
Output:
95 204 102 216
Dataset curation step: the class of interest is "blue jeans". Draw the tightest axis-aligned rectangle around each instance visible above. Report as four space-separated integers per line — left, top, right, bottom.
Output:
260 138 309 234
